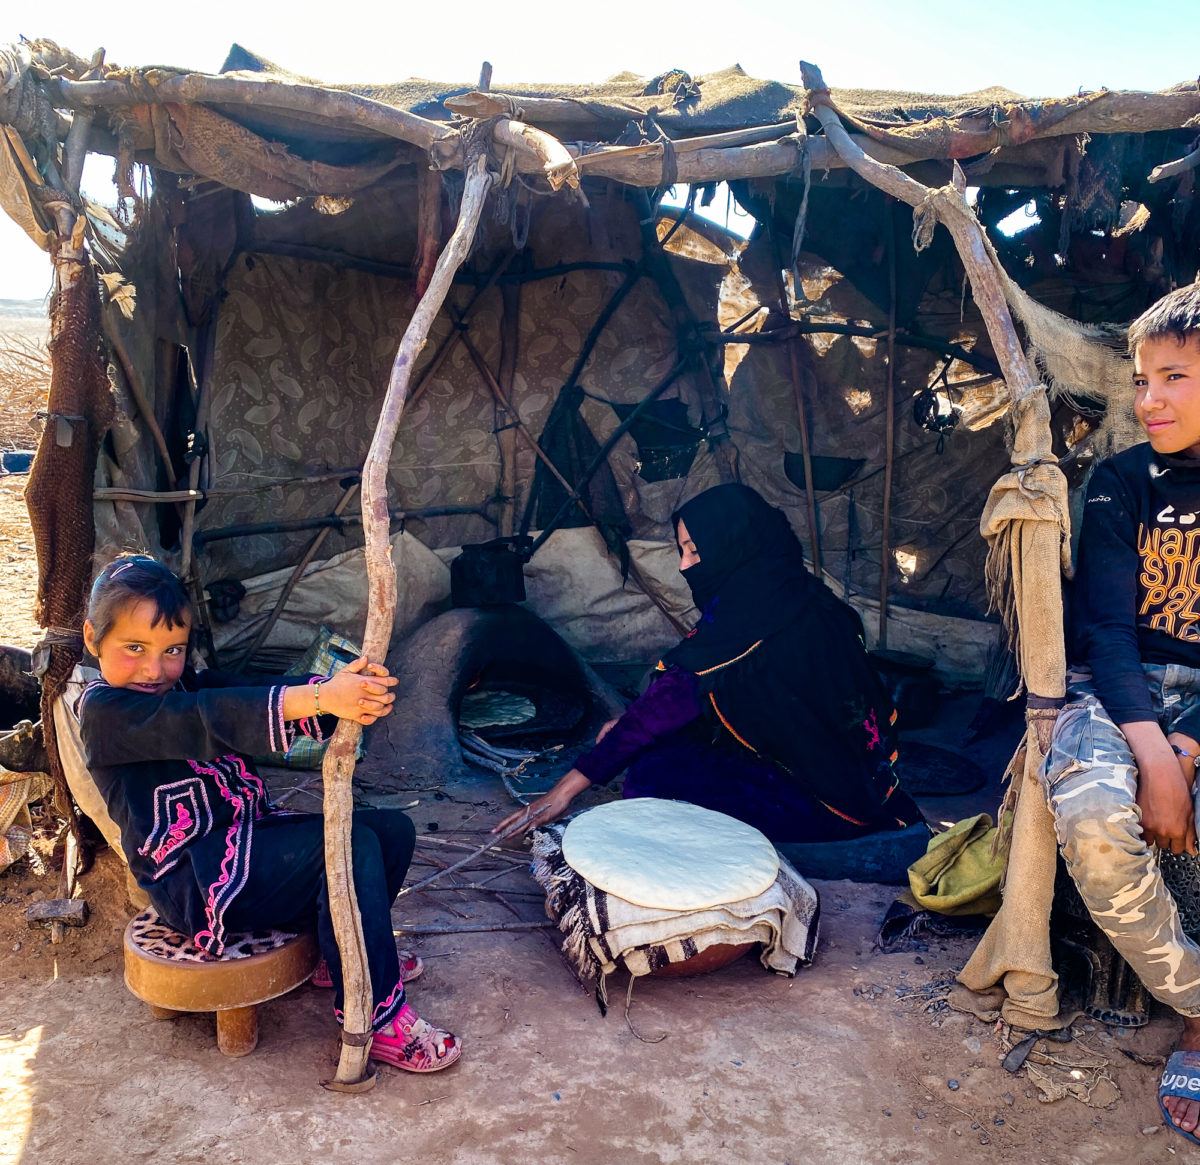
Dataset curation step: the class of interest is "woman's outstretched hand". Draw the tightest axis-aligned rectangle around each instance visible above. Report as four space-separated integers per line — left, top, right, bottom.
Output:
595 718 619 744
286 657 399 726
493 769 591 836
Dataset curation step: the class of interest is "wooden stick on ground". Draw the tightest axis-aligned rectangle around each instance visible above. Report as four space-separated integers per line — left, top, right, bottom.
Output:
321 152 494 1090
397 920 554 936
396 818 532 900
416 834 530 863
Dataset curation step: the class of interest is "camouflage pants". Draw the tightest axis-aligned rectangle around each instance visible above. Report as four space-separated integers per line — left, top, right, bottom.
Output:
1043 665 1200 1018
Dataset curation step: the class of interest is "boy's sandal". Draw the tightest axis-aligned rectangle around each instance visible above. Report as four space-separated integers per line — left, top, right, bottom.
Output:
310 950 424 990
1159 1050 1200 1144
371 1015 461 1074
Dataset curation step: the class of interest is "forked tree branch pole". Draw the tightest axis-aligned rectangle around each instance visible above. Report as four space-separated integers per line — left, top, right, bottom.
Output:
798 61 1039 408
320 152 494 1089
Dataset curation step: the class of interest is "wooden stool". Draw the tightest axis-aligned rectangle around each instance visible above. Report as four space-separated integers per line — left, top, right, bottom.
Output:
123 909 320 1056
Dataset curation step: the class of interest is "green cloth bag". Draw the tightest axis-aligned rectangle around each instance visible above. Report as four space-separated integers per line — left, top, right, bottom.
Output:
907 812 1005 917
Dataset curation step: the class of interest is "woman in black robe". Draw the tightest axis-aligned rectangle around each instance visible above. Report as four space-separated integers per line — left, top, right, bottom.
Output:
497 483 924 843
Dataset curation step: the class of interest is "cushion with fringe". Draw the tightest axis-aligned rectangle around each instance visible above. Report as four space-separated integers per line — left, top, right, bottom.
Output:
531 821 820 1012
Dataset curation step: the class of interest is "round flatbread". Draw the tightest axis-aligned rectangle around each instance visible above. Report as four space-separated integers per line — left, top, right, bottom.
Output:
561 797 779 911
459 689 536 729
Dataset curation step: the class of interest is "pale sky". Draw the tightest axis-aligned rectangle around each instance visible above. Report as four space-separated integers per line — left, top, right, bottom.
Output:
3 0 1199 299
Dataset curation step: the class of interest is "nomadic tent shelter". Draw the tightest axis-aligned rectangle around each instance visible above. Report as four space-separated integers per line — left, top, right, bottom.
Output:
3 41 1198 683
2 38 1200 1071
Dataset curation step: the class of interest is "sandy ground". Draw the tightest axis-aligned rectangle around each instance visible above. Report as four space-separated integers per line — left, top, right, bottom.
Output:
0 477 39 649
0 304 47 649
2 838 1195 1165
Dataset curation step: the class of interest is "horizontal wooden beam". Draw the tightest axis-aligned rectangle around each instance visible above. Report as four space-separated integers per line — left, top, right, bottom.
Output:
50 72 455 153
191 503 494 547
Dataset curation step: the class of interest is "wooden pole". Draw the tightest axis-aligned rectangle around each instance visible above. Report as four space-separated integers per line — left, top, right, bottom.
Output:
1148 141 1200 184
42 65 1200 189
798 62 1039 406
497 279 521 536
413 167 443 300
321 152 493 1089
441 84 1200 142
61 110 94 195
493 119 579 191
53 72 453 152
878 201 897 648
769 236 823 576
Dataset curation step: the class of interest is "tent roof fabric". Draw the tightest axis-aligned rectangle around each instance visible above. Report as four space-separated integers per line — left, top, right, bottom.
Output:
222 45 1033 136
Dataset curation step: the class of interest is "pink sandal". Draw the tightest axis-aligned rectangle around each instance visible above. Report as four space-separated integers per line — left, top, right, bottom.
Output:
310 950 423 989
370 1005 461 1073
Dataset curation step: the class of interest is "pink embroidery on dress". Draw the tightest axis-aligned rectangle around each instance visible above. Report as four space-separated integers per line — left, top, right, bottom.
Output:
230 755 272 818
138 778 212 878
267 687 281 753
863 709 881 751
334 976 406 1032
150 802 195 864
190 756 263 956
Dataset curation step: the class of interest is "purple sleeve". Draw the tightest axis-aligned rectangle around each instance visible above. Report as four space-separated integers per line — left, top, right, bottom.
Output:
1074 459 1156 724
574 666 704 785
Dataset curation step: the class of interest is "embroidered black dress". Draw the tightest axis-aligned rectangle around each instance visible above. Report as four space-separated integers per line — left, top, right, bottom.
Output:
78 669 416 1031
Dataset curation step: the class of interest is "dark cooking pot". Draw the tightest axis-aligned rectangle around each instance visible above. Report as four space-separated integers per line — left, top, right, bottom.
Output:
450 537 532 607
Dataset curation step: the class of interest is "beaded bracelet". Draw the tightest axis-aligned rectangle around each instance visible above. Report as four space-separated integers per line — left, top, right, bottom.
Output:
1171 742 1200 768
313 680 323 717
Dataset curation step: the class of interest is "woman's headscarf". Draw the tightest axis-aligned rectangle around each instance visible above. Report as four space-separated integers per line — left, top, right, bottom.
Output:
663 483 845 673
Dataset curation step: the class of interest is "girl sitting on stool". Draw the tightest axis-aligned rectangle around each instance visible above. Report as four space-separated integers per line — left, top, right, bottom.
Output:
77 553 459 1073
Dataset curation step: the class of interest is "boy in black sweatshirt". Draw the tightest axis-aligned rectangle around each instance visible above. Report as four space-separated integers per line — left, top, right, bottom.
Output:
1045 282 1200 1143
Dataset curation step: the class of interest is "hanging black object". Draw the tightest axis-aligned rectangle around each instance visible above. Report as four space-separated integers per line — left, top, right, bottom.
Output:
783 452 864 493
610 398 703 483
450 537 533 608
912 387 959 435
207 579 246 624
